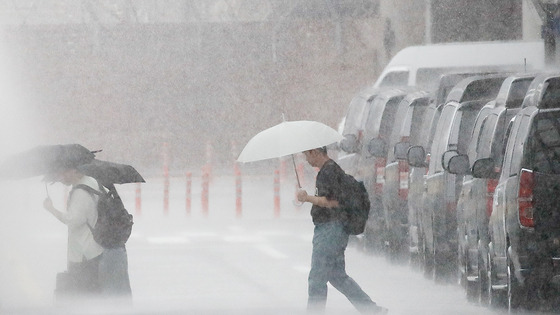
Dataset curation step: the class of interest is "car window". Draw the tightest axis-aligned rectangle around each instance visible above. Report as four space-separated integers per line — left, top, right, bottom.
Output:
466 108 492 162
492 109 518 162
460 78 504 103
500 118 516 179
456 107 481 154
527 111 560 174
408 99 429 145
378 71 409 88
414 103 435 147
505 78 533 109
478 114 499 159
539 78 560 109
468 114 488 164
510 115 532 175
364 96 387 132
426 105 444 153
387 98 411 161
379 97 405 139
343 95 368 135
430 104 457 173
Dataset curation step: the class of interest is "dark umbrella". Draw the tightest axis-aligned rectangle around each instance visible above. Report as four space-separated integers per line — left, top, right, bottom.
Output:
0 144 95 179
77 159 145 187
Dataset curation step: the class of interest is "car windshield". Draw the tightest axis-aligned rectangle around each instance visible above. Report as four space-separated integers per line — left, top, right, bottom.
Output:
540 78 560 109
505 78 533 109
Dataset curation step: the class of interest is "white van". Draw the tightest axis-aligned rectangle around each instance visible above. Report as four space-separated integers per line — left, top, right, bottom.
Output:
373 40 546 91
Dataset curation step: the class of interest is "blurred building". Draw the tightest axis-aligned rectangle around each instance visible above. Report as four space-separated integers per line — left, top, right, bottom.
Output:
0 0 535 173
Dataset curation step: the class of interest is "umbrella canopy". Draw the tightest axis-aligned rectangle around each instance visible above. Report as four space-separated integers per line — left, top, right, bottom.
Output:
0 144 95 179
77 159 145 187
237 120 342 163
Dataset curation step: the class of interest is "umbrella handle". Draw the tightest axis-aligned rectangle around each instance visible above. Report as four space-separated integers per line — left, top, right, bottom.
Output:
45 183 50 199
291 154 301 189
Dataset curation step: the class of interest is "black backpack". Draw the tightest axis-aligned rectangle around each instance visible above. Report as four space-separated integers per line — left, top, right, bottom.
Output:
338 173 370 235
73 183 134 248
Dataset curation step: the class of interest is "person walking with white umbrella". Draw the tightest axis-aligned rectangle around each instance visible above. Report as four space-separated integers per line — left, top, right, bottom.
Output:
238 119 386 313
297 147 388 314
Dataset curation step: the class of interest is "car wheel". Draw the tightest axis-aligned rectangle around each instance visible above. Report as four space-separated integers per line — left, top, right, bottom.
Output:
416 233 426 271
458 233 467 289
478 245 488 305
487 250 506 308
507 252 524 310
433 241 453 283
422 235 434 279
465 255 480 303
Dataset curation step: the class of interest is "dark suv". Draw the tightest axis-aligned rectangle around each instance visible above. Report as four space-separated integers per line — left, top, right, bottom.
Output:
479 73 560 311
408 74 509 282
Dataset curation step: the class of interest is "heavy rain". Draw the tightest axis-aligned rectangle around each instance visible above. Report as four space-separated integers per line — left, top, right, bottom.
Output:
0 1 558 314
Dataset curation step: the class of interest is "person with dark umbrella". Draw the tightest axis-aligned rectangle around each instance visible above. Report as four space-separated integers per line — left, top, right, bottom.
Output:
43 161 105 297
43 158 132 301
0 144 137 301
297 147 388 314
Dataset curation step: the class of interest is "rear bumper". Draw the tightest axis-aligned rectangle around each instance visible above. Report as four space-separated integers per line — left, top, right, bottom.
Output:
515 230 560 286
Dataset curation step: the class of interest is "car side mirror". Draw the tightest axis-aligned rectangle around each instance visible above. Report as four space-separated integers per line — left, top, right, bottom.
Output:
367 138 387 157
407 145 427 167
340 134 359 153
442 150 459 171
394 141 411 160
447 154 470 175
472 158 499 179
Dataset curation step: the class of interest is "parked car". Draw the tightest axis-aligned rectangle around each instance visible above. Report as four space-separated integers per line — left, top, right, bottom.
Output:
408 74 509 282
356 88 410 252
405 72 493 274
447 73 535 303
480 73 560 311
406 72 500 276
337 87 379 176
368 90 431 261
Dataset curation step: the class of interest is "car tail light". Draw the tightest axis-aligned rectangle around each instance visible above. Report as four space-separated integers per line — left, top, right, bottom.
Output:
518 168 534 228
357 130 364 144
425 153 431 175
398 160 409 199
398 136 409 199
374 157 386 194
486 178 498 217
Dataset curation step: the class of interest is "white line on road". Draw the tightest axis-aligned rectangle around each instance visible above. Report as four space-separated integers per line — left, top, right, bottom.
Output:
255 244 288 259
146 236 190 244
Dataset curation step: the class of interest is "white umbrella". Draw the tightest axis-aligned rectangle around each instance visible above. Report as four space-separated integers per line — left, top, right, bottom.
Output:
237 120 342 186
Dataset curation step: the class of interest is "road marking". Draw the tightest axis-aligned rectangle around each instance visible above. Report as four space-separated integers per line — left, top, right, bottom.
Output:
255 244 288 259
223 235 266 243
146 236 190 244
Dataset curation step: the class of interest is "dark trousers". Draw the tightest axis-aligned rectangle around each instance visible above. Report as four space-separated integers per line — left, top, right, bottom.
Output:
56 248 132 300
308 221 377 313
56 254 102 298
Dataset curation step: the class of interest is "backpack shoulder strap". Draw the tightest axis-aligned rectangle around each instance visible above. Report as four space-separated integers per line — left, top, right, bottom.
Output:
73 184 102 196
71 184 104 231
